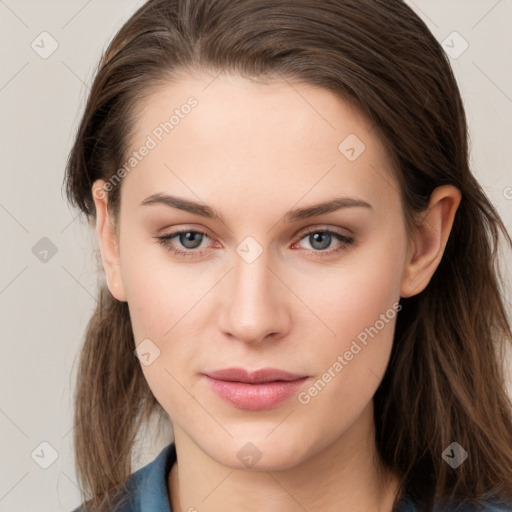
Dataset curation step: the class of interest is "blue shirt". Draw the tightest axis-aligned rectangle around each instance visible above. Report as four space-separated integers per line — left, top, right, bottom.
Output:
71 444 175 512
71 443 512 511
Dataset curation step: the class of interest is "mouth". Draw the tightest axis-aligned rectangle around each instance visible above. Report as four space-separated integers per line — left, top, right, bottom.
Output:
204 367 308 383
202 367 310 410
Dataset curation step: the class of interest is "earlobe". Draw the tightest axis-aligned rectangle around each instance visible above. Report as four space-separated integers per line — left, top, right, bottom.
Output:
91 179 127 302
400 185 461 298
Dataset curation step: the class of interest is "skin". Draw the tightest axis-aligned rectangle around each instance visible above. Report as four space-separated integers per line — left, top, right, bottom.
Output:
91 72 461 512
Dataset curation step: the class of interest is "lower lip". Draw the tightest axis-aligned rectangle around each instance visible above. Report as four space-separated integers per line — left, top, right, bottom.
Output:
204 376 309 410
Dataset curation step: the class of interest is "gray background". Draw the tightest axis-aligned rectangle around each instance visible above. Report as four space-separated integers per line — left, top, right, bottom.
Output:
1 1 511 511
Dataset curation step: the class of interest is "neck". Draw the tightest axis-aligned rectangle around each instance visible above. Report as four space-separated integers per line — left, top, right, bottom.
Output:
169 403 401 512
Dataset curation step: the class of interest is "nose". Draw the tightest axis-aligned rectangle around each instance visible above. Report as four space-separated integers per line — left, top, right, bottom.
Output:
218 249 292 346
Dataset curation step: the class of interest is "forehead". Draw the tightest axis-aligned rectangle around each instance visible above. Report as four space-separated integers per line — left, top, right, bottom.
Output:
120 73 400 218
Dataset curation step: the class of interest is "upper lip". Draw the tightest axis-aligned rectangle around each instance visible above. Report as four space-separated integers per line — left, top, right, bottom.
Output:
203 367 308 384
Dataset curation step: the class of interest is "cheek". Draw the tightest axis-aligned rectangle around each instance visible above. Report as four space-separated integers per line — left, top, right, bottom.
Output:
124 256 199 417
119 234 192 339
119 238 208 402
294 232 405 408
304 231 406 345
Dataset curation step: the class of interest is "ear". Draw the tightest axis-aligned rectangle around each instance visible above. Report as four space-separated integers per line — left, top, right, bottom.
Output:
400 185 461 298
91 179 127 302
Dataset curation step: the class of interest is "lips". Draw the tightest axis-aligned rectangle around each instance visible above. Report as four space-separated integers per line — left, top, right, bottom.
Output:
204 367 308 384
202 367 310 410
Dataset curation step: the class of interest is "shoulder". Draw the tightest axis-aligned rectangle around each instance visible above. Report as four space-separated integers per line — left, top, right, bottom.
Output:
69 443 177 512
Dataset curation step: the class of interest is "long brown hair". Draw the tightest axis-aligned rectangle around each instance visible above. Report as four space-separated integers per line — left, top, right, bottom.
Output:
63 0 512 510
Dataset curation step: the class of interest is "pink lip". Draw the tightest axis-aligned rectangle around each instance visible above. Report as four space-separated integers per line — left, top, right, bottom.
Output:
202 367 309 410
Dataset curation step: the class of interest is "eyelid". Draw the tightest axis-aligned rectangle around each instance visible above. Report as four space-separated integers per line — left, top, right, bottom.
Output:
155 223 355 258
157 223 353 244
294 223 354 239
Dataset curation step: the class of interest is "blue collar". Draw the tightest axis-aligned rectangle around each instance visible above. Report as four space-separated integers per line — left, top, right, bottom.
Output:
128 442 176 511
73 443 512 511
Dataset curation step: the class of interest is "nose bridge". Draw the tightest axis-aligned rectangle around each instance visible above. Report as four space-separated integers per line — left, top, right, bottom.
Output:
221 240 289 343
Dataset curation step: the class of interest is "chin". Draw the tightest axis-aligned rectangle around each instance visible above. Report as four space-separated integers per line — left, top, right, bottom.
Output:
206 435 312 472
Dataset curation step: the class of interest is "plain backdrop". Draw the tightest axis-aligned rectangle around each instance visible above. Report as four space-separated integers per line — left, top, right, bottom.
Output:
0 1 511 511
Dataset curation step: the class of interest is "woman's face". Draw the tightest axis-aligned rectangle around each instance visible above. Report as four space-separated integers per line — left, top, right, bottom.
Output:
94 73 414 470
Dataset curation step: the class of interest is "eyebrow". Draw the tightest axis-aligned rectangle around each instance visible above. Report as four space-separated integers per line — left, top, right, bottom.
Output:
139 193 372 223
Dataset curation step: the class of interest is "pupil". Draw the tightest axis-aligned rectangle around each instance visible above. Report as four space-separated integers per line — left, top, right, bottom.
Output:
311 232 330 250
182 232 202 248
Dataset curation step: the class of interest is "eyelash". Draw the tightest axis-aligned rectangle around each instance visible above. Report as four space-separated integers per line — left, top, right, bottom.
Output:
155 227 355 259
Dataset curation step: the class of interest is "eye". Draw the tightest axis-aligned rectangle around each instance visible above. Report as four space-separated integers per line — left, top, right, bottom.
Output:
155 227 355 258
291 228 355 258
156 229 211 256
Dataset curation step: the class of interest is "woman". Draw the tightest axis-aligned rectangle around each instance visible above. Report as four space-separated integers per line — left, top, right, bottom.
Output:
64 0 512 510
